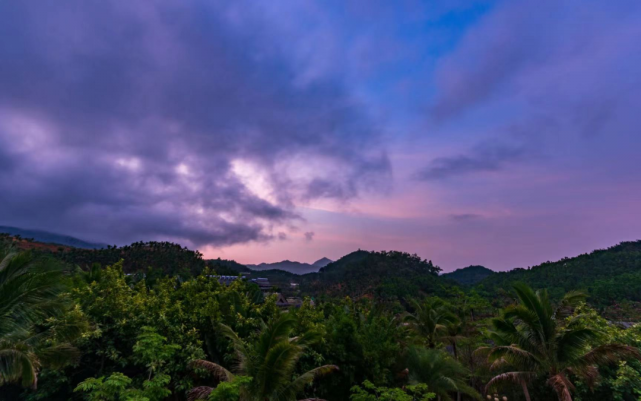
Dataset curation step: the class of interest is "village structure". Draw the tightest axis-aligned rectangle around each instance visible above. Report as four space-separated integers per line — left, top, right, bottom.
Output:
215 275 310 308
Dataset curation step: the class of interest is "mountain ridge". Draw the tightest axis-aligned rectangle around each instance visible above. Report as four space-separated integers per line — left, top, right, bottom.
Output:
0 225 107 249
245 257 333 275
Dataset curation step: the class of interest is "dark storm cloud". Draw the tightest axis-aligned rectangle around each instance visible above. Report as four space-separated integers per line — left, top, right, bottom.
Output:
0 1 390 247
417 142 527 181
449 214 481 222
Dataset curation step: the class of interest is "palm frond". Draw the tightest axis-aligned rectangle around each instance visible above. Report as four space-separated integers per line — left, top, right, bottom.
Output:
512 283 555 344
255 313 296 362
0 348 37 388
452 381 482 400
555 291 587 319
578 344 641 366
0 250 17 272
36 343 81 369
279 365 339 400
489 356 509 371
187 386 214 401
557 328 599 363
218 323 247 372
0 248 72 388
568 365 599 390
547 373 574 401
485 371 535 393
407 346 480 399
189 359 234 382
487 345 538 370
291 329 322 347
256 341 302 396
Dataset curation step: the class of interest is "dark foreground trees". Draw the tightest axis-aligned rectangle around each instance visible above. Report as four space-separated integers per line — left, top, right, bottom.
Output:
2 239 641 401
407 347 480 400
482 283 640 401
189 313 338 401
0 248 82 388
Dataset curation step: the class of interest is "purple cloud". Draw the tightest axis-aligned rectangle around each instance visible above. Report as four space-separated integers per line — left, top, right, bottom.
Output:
0 1 390 247
422 0 641 180
417 141 528 180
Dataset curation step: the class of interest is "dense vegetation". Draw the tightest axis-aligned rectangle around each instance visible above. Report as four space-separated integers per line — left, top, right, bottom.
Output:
475 241 641 319
443 266 495 286
58 241 207 277
234 250 453 301
3 235 641 400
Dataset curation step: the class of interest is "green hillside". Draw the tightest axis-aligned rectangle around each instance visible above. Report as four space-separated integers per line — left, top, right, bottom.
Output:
300 250 451 300
476 240 641 317
4 233 641 401
58 241 207 277
442 265 495 286
207 257 252 275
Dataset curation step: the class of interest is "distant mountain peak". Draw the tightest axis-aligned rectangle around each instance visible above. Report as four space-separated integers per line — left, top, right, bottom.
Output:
245 257 334 275
312 257 332 267
0 225 106 249
246 260 315 274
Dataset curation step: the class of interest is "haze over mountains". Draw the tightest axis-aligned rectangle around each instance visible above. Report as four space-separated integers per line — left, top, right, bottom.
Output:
0 226 106 249
246 257 333 274
5 225 641 312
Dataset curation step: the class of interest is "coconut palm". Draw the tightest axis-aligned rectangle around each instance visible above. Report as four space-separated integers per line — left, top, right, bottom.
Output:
405 298 458 348
441 321 469 401
481 283 640 401
189 312 338 400
442 320 466 361
0 247 81 388
407 346 481 401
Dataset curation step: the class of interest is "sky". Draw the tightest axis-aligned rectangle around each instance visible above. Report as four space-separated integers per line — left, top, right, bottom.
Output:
1 0 640 272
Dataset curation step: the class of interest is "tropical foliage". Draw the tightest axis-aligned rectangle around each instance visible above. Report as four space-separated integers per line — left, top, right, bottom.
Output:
482 283 639 401
0 247 83 389
189 313 337 400
2 237 641 401
349 380 435 400
406 347 480 401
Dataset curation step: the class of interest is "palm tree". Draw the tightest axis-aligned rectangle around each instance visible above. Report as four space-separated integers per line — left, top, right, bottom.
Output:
189 312 338 400
441 321 468 401
481 283 640 401
0 247 81 388
405 298 458 348
406 346 481 401
442 320 466 361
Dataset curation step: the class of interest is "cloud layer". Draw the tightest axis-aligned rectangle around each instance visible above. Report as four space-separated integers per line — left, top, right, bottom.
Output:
2 0 641 270
423 0 641 180
0 1 389 246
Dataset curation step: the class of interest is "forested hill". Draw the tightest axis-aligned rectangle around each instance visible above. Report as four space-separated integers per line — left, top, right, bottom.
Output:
57 241 207 276
207 258 251 275
442 265 495 285
7 230 641 310
301 250 452 299
226 250 453 300
476 240 641 311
